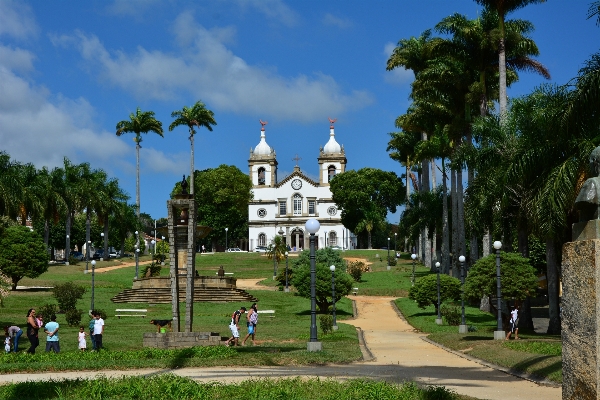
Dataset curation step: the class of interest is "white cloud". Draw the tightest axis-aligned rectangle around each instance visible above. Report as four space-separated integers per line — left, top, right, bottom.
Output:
383 42 413 85
0 45 35 73
0 1 38 40
322 13 353 29
56 14 373 123
236 0 299 27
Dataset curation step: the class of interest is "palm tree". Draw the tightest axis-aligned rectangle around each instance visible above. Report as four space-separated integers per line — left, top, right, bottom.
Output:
36 167 66 251
97 178 129 258
116 107 164 217
588 1 600 26
169 101 217 196
473 0 547 118
0 152 21 219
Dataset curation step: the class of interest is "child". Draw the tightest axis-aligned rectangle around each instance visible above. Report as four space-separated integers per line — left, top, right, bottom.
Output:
4 333 10 353
78 326 87 351
36 314 44 329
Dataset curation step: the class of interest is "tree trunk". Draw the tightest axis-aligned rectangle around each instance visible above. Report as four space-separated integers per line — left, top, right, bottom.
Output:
136 143 141 217
65 211 72 261
457 167 466 266
190 131 195 196
546 238 561 334
451 168 459 278
103 215 109 259
367 230 372 249
482 230 491 257
517 227 534 330
498 26 507 119
441 158 450 274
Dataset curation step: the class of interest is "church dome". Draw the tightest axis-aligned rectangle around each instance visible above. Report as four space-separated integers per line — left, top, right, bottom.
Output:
254 130 272 156
323 127 341 154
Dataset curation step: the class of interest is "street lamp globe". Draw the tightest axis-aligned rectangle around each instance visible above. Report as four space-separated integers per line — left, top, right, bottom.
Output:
493 241 502 250
330 265 335 272
435 261 441 269
135 231 138 235
305 218 320 234
411 253 417 260
459 255 466 263
91 260 96 267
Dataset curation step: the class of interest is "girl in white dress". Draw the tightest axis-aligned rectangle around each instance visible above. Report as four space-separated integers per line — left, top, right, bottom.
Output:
78 326 87 351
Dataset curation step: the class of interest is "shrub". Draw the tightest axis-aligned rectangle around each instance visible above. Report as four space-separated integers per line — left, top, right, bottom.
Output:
67 256 80 265
53 282 87 312
65 309 84 326
92 309 108 320
408 274 461 315
142 262 162 278
38 303 59 319
346 261 366 282
387 256 397 266
441 304 461 326
319 314 333 335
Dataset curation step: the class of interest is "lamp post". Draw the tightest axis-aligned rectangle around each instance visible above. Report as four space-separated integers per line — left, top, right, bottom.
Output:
305 218 322 351
100 232 104 261
84 240 91 274
90 260 96 311
458 255 467 333
225 227 228 251
387 237 391 270
493 241 504 340
65 234 70 265
134 230 139 280
151 239 156 262
394 232 397 257
435 261 442 325
284 251 290 292
330 265 338 330
411 253 417 286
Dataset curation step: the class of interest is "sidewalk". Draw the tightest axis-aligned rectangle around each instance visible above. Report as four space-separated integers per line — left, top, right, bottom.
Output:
0 296 561 399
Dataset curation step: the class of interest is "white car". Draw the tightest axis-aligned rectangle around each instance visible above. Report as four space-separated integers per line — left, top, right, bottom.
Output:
254 246 268 253
226 248 244 252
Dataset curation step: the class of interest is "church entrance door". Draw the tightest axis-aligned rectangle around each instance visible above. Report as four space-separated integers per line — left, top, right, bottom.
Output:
290 228 305 251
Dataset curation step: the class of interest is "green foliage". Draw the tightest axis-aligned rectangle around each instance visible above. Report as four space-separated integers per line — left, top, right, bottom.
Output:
387 256 397 266
92 309 108 320
0 375 460 400
292 247 345 269
38 303 59 319
503 340 562 356
65 309 84 327
124 234 145 254
346 261 364 282
408 274 461 314
291 261 354 313
52 282 87 312
141 262 162 278
319 314 334 335
0 272 10 306
155 240 169 256
440 304 461 326
267 235 287 263
464 252 538 302
0 225 49 289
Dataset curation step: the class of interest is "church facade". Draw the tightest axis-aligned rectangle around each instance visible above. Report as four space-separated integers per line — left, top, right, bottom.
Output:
247 120 353 251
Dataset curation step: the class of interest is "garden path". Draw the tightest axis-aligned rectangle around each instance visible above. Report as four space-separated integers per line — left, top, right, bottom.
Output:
0 291 561 399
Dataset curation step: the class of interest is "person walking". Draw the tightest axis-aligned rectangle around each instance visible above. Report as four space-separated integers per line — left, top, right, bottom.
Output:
78 326 87 351
506 305 520 340
4 326 22 352
242 303 258 346
44 314 60 353
226 306 246 347
26 308 39 354
93 312 105 351
88 315 96 350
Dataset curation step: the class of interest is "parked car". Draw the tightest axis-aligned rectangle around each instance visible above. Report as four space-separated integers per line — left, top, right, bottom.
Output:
328 245 343 250
226 248 244 252
70 251 84 261
109 250 118 258
254 246 268 253
92 249 105 260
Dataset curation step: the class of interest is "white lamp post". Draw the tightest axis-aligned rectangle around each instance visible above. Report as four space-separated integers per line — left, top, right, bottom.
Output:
90 260 96 311
100 232 104 261
493 241 504 340
435 261 443 325
65 234 70 265
387 237 391 270
225 227 228 251
284 251 290 292
85 240 91 274
394 232 397 257
134 231 139 280
458 255 467 333
330 264 338 330
411 253 417 286
305 218 322 351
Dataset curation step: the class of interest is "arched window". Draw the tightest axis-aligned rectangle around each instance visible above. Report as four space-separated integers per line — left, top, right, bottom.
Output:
328 165 336 182
328 231 337 246
258 167 265 185
258 233 266 246
293 193 302 215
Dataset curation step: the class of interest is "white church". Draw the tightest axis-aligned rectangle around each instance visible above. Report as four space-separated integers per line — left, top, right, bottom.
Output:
247 120 354 251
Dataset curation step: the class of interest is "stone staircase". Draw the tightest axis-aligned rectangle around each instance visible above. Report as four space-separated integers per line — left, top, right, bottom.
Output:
111 287 257 304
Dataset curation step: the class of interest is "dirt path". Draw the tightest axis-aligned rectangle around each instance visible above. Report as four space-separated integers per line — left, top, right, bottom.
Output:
0 285 561 399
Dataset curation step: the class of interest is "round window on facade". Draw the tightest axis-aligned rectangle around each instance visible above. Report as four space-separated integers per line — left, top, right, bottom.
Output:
327 206 337 216
257 208 267 218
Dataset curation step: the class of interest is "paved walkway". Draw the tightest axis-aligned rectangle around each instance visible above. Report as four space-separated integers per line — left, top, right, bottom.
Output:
0 294 561 399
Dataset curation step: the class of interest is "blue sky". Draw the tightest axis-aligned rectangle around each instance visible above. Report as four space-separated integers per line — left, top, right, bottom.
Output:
0 0 598 221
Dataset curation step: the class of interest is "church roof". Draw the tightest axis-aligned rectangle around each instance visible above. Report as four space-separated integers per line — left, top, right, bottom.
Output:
323 124 342 154
252 123 273 157
277 167 319 188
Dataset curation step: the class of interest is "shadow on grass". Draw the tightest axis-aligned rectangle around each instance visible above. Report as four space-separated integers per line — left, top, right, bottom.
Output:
167 347 197 369
295 310 353 316
0 379 90 400
511 355 562 378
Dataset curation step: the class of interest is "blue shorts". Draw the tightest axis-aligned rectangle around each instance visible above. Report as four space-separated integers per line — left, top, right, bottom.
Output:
248 325 254 334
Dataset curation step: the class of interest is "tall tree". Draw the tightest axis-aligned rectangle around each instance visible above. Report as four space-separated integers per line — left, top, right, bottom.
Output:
169 101 217 196
97 178 128 258
473 0 547 118
116 107 164 217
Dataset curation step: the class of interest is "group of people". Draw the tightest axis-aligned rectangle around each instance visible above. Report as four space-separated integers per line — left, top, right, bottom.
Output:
3 308 105 354
226 303 259 347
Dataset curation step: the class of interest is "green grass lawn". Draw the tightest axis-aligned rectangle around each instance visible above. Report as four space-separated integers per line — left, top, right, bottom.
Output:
394 297 562 383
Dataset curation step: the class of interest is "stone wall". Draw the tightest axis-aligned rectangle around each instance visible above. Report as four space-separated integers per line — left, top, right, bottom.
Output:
143 332 223 349
133 276 236 290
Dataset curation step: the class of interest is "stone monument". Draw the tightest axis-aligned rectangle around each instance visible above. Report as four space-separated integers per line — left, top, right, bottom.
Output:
563 146 600 399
